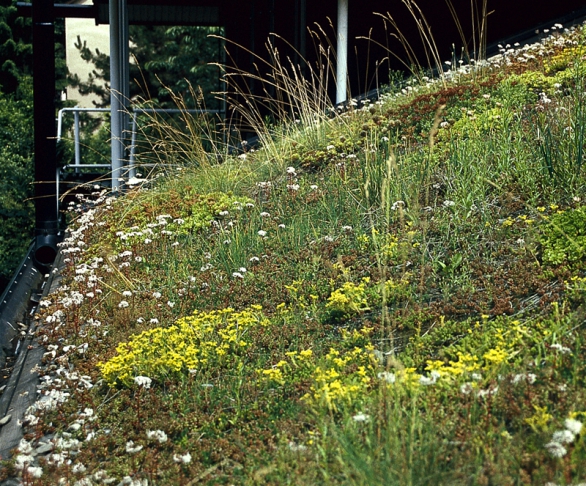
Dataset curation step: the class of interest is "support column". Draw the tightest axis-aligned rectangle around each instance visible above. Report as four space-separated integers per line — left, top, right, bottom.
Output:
336 0 348 104
33 0 60 267
109 0 129 191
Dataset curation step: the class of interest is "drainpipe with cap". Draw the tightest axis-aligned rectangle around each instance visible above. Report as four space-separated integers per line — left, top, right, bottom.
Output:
32 0 61 269
336 0 348 104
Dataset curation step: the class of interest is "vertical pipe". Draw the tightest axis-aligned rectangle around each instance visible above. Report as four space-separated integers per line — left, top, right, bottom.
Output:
33 0 60 267
109 0 122 191
109 0 128 190
120 0 130 178
74 109 80 171
336 0 348 104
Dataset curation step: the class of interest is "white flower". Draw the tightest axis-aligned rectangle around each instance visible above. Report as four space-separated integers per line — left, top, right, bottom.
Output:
564 418 583 436
80 408 94 418
118 300 129 309
287 184 300 191
552 429 575 444
258 230 267 237
342 225 352 231
260 212 271 217
545 441 567 458
218 210 229 217
286 166 297 175
72 463 87 474
146 430 168 443
121 476 148 485
391 200 405 210
238 267 247 273
249 256 260 263
352 413 370 422
551 343 572 354
288 441 307 452
18 439 33 454
377 371 396 383
173 452 192 464
310 184 318 190
127 177 145 186
512 374 528 384
419 373 438 386
15 454 33 470
153 292 161 299
443 200 456 207
460 383 474 395
167 301 175 308
122 290 133 297
232 272 244 279
134 376 152 389
477 386 498 398
278 224 286 229
150 318 159 325
125 440 143 454
326 144 335 151
26 466 43 478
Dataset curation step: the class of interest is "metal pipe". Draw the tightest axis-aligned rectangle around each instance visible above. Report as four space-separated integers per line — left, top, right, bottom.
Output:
109 0 123 191
74 109 81 172
336 0 349 104
33 0 60 267
120 0 130 178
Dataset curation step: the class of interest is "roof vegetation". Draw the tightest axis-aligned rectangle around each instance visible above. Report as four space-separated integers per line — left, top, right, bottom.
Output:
4 20 586 486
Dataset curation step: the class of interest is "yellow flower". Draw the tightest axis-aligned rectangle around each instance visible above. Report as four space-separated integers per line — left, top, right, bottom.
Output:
483 348 508 366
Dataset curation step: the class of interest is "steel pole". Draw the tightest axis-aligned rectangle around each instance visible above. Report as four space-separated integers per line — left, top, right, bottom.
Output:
336 0 348 104
109 0 128 191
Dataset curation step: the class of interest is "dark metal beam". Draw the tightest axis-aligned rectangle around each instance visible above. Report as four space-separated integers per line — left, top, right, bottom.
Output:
17 3 97 19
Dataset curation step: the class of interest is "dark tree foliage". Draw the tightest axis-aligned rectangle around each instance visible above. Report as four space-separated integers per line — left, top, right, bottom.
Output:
0 0 68 292
0 0 31 95
68 24 223 109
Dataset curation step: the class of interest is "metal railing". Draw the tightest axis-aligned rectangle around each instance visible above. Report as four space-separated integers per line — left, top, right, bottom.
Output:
55 106 222 197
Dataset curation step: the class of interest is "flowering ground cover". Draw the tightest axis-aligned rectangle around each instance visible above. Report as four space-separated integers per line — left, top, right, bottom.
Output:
3 22 586 485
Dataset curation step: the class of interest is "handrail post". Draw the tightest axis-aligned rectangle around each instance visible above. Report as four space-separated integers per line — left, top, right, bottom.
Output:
74 109 81 173
128 112 137 179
